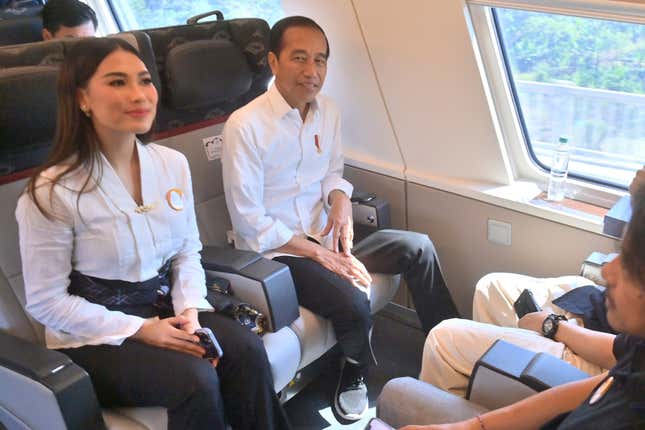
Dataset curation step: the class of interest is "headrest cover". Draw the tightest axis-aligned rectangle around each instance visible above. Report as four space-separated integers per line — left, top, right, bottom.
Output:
164 39 253 110
0 65 58 174
0 65 58 144
0 15 43 47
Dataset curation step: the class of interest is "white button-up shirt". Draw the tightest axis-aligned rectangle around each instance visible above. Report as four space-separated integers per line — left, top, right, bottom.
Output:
222 84 353 258
16 142 212 349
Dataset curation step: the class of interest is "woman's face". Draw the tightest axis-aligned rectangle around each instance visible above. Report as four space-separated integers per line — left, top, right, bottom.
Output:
77 49 158 141
602 255 645 337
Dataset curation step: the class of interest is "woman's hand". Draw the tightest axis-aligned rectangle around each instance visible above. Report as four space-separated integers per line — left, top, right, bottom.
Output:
178 307 201 335
132 315 205 358
177 308 220 367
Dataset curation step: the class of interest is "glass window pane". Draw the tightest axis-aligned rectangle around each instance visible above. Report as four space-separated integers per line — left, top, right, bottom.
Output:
494 8 645 189
109 0 284 31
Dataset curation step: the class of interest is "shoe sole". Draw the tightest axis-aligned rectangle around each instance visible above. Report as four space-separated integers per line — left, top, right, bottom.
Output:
333 378 368 421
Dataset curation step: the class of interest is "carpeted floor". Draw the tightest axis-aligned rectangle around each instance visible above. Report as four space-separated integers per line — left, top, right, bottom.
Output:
283 313 426 429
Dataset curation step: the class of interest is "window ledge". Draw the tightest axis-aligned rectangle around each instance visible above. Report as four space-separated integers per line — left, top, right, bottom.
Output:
345 158 622 237
404 170 615 236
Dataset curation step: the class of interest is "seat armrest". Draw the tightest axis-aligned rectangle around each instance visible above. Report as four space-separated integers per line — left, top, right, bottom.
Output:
521 351 589 391
351 190 391 243
466 340 589 410
377 377 487 428
201 246 300 332
0 331 106 430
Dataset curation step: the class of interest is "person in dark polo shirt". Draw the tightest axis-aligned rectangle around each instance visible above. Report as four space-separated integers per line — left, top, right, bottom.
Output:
400 184 645 430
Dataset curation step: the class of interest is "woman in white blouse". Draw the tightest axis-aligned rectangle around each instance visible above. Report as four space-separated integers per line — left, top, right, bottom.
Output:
16 37 290 430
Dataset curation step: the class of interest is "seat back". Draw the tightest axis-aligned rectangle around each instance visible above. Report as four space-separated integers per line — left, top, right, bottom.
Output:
0 9 43 47
140 19 272 246
0 39 63 345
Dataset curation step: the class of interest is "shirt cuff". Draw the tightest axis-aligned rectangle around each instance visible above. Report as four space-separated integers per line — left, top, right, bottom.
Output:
173 297 214 316
323 177 354 209
254 220 294 254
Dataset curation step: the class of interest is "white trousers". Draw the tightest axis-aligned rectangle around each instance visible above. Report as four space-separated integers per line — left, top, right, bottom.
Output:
420 273 604 396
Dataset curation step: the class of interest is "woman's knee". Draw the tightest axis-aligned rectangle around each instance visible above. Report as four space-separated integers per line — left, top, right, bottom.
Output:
232 330 272 372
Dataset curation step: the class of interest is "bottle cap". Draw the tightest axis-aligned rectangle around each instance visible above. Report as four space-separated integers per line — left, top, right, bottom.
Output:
559 136 569 144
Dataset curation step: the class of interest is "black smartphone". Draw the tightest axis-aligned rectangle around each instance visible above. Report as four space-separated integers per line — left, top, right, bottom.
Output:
513 289 542 318
195 327 223 360
364 418 394 430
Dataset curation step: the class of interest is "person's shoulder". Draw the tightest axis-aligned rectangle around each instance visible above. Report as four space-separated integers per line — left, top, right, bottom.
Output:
227 91 271 129
145 142 188 166
37 155 83 186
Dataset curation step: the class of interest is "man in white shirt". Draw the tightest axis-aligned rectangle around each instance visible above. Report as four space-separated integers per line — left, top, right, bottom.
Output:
222 16 459 421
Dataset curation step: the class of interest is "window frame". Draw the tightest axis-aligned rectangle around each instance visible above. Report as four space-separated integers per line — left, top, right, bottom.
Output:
466 0 645 207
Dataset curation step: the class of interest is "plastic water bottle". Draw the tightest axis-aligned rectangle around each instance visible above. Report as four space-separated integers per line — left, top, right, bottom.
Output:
547 136 570 201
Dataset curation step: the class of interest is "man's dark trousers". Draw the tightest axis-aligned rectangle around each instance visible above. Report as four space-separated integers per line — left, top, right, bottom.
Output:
275 229 460 368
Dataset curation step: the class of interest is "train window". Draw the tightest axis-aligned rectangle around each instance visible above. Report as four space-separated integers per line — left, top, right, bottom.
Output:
492 7 644 190
107 0 284 30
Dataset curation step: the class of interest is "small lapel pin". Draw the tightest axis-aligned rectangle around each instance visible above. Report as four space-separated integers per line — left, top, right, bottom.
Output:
166 188 184 211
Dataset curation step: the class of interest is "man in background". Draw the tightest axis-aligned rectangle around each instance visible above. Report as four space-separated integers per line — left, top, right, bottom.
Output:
41 0 96 40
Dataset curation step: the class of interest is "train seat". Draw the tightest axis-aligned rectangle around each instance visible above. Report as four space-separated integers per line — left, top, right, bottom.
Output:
0 18 400 430
0 12 43 47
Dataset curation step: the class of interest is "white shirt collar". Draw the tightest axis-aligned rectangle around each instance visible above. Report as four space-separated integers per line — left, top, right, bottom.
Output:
267 83 320 120
95 140 159 212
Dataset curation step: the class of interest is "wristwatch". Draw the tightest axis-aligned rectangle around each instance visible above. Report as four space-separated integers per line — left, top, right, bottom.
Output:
542 314 568 339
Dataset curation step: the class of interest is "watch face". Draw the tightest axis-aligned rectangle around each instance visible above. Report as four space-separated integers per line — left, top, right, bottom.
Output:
543 319 554 333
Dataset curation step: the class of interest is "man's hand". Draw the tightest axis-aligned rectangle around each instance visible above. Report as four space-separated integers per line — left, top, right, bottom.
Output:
132 315 205 358
518 310 549 334
321 189 353 255
313 247 372 289
629 166 645 197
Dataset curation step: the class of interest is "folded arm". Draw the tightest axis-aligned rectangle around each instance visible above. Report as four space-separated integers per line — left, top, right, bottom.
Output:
519 311 616 369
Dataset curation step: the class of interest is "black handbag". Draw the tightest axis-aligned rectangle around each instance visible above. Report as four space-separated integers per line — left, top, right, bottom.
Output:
205 275 267 335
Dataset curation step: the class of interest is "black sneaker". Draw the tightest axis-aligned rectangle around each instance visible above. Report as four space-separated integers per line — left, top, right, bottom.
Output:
334 360 368 421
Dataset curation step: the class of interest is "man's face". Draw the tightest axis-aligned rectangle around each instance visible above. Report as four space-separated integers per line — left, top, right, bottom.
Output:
602 255 645 337
42 21 96 40
268 26 328 114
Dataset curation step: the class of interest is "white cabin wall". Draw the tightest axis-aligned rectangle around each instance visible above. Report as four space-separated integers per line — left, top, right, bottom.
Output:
352 0 512 184
408 184 618 316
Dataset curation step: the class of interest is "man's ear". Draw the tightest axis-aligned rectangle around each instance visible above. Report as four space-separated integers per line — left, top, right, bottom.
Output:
267 51 278 76
42 28 54 41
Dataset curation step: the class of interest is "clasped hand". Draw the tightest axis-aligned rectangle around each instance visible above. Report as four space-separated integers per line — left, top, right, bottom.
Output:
316 190 372 289
133 308 219 366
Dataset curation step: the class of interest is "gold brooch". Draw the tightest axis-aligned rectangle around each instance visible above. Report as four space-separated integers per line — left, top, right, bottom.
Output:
166 188 184 211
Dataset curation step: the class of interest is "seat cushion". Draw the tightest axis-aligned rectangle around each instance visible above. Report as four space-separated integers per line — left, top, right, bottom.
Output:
262 326 301 392
105 407 167 430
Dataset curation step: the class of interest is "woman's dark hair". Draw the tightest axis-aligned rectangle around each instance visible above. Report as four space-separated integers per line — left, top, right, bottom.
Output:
622 184 645 288
269 16 329 59
27 37 154 219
